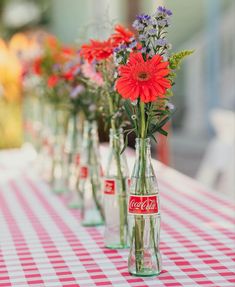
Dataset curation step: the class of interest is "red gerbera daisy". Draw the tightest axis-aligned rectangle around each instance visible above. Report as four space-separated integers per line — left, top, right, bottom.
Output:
116 52 171 103
110 24 134 47
47 75 59 88
80 39 113 63
33 57 42 75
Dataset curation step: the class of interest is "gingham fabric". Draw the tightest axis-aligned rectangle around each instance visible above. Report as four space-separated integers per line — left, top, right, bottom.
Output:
0 146 235 287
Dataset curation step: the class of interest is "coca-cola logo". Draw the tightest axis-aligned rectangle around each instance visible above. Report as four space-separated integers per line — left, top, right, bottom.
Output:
104 179 116 195
80 166 88 179
128 195 158 215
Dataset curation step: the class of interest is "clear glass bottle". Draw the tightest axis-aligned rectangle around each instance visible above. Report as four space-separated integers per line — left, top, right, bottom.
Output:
104 129 129 248
50 107 67 194
64 112 83 208
37 103 53 181
79 120 104 226
128 138 162 276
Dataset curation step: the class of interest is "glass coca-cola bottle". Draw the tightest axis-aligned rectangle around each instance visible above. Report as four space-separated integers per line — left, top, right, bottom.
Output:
50 107 67 194
104 128 129 248
64 112 82 208
128 138 162 276
79 120 104 226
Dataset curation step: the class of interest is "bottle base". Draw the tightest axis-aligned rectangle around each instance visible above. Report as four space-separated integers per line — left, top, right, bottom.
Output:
82 221 104 227
129 268 161 277
67 201 81 209
105 243 129 249
53 188 66 195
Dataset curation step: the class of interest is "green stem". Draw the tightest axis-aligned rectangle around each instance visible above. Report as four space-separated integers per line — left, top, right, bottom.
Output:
134 102 147 273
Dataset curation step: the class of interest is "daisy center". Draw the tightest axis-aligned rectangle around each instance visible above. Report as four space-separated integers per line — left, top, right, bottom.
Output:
137 71 150 81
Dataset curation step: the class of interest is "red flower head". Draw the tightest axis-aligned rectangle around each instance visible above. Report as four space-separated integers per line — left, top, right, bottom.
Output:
63 64 80 81
47 75 59 88
33 57 42 75
45 35 59 49
116 52 171 103
110 24 134 47
61 46 75 56
80 39 113 63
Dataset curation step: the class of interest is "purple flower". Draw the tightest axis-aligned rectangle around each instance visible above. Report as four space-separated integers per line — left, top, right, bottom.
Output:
70 85 84 99
157 19 169 27
137 13 151 22
129 40 137 49
139 34 147 42
148 28 157 36
155 38 168 46
114 47 120 53
157 6 173 16
166 103 175 110
120 44 127 50
132 20 145 31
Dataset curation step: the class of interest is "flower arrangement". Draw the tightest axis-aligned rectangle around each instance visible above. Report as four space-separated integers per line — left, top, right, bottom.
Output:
112 6 193 276
80 24 134 247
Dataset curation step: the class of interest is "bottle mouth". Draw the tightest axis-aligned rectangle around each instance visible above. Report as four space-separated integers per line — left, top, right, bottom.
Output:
135 137 151 144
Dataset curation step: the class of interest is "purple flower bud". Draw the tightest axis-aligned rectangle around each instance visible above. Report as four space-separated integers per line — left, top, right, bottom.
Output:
137 13 151 22
139 34 147 42
132 20 145 31
114 47 120 53
129 40 137 49
148 28 157 36
157 19 169 27
120 44 127 50
157 6 172 16
155 38 168 46
166 103 175 110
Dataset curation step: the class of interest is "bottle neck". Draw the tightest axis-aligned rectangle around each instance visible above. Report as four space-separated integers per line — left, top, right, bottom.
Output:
109 128 124 149
54 108 66 135
135 138 151 161
83 120 98 143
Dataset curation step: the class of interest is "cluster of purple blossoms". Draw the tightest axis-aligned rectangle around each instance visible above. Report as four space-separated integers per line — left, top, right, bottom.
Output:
131 6 173 58
136 13 151 22
157 6 173 16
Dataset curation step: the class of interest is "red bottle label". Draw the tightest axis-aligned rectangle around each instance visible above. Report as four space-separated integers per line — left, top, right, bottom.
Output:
80 166 88 179
128 195 158 215
104 179 116 195
75 154 80 166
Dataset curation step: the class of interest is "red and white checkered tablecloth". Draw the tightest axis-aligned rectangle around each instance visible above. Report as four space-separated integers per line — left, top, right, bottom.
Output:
0 145 235 287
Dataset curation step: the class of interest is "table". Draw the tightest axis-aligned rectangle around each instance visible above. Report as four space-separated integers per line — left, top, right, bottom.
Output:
0 145 235 287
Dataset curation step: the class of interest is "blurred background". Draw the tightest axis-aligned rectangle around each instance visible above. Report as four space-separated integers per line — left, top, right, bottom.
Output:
0 0 234 197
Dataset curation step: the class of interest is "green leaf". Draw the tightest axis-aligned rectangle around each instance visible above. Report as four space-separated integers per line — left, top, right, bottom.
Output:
158 127 168 136
169 50 194 71
158 116 171 129
151 134 158 143
120 129 134 154
124 101 135 126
